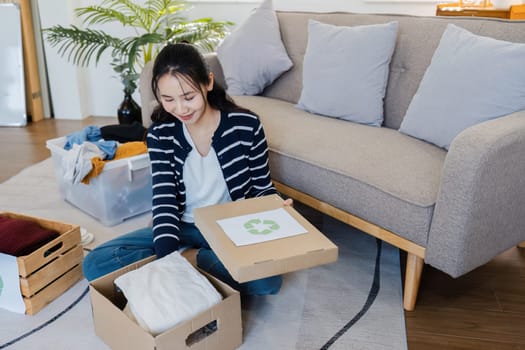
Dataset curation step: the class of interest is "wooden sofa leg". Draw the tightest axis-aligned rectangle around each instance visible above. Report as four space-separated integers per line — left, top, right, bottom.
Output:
403 253 424 311
518 240 525 248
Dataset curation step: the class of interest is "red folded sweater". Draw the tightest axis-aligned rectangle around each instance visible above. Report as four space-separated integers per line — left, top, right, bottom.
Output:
0 216 60 256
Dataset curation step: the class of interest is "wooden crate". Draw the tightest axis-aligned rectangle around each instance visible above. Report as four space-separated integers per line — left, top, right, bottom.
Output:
1 212 83 315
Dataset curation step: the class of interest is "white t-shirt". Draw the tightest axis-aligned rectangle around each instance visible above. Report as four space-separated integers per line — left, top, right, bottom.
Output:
181 124 231 223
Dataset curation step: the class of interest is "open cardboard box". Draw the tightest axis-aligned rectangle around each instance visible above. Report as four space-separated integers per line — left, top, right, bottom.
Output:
194 194 338 283
89 256 242 350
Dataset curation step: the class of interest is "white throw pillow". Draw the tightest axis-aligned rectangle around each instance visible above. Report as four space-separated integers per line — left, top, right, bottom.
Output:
399 24 525 149
296 20 399 126
216 0 292 96
114 251 222 335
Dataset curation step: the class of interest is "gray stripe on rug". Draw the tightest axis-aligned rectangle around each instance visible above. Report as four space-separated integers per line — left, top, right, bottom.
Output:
320 238 382 349
295 215 406 350
0 287 89 349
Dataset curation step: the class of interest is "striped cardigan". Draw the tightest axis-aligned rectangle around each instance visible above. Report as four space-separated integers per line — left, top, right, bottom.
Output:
146 110 277 258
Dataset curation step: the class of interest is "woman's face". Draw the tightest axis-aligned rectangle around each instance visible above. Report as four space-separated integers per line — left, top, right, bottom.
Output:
157 73 213 125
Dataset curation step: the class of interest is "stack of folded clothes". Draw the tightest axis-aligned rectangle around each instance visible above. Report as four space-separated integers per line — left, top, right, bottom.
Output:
115 251 223 335
61 123 149 185
0 216 60 256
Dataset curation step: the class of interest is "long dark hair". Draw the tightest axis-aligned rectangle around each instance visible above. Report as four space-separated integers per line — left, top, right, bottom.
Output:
150 43 241 123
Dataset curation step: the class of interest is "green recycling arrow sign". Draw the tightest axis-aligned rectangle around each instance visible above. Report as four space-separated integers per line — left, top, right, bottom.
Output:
243 218 280 235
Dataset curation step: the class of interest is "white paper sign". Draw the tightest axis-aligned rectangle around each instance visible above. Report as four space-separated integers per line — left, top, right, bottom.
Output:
0 252 26 314
216 208 308 246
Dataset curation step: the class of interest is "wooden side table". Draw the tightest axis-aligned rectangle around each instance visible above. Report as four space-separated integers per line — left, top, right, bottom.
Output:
436 2 525 19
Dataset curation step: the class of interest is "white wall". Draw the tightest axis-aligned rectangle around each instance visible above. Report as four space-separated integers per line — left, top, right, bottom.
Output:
38 0 143 119
37 0 438 120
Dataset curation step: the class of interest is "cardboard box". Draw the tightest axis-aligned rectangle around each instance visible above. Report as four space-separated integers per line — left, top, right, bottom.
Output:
194 194 338 283
0 212 82 315
89 256 242 350
46 136 152 226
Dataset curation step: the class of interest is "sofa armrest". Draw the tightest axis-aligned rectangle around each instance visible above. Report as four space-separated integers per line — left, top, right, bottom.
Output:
138 53 225 128
426 110 525 277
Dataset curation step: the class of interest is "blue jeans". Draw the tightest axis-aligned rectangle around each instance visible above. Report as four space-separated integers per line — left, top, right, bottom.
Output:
82 223 282 296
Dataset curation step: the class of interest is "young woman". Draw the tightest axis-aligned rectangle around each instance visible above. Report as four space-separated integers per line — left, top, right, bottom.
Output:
82 43 287 295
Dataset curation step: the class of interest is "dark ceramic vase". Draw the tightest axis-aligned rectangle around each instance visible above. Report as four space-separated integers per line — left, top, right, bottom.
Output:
118 93 142 125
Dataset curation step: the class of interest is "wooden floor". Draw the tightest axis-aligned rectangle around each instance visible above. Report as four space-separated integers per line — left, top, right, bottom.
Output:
2 117 525 349
0 116 116 183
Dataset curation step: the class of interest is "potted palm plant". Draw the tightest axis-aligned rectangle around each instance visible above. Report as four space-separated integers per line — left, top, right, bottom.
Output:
44 0 232 125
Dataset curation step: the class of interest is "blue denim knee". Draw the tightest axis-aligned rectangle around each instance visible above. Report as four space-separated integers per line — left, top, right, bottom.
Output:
82 227 155 281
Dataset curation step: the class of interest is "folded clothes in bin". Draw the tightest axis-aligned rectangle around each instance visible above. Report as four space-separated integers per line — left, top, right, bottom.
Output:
64 124 147 149
46 136 152 226
60 128 147 185
0 216 60 256
83 141 148 184
100 122 148 143
63 142 108 185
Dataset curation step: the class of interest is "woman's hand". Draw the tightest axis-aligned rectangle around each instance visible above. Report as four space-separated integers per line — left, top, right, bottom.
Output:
283 198 293 206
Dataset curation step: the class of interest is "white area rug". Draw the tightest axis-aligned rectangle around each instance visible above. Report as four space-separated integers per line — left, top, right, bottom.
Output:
0 158 407 349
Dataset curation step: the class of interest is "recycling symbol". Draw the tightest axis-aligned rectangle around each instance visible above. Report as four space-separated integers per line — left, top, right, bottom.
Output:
244 218 280 235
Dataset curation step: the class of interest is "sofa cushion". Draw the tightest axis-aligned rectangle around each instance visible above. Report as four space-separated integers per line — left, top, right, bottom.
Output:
296 20 398 126
262 12 525 131
216 0 292 96
399 24 525 149
235 95 447 246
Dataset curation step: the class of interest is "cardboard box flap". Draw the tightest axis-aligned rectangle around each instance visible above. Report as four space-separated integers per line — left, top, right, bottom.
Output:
194 194 338 283
90 284 156 350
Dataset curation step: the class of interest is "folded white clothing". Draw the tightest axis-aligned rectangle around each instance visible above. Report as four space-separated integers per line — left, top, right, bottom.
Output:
114 251 222 335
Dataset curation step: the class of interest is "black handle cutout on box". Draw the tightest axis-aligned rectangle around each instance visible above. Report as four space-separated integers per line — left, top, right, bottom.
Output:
186 320 218 346
44 242 63 257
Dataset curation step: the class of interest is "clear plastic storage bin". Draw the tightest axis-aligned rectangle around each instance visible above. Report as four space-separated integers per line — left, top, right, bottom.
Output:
46 137 152 226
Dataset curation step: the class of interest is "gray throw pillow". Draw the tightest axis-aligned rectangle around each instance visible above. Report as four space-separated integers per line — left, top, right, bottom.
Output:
216 0 292 96
399 24 525 149
296 20 399 126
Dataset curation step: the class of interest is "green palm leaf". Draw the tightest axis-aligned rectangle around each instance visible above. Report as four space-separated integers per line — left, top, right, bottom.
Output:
44 25 126 67
43 0 232 95
120 32 165 70
167 19 232 52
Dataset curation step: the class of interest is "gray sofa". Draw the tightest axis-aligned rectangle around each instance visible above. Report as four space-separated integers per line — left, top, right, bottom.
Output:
139 11 525 310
